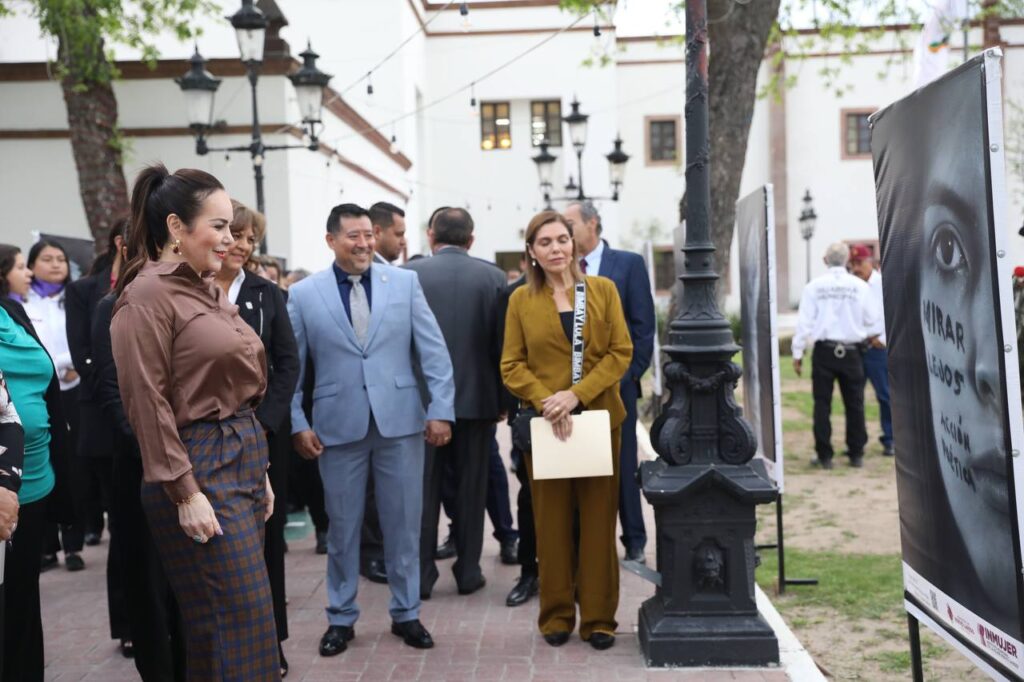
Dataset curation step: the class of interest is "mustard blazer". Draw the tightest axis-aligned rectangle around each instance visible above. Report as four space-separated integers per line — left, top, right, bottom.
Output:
501 275 633 428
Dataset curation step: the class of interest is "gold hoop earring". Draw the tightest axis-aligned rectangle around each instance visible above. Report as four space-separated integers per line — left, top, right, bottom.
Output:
172 238 182 255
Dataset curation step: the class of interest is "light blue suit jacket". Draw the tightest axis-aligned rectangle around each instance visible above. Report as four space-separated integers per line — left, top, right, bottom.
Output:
288 263 455 446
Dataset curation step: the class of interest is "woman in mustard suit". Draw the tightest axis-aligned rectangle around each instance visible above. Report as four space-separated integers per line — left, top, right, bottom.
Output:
501 210 632 650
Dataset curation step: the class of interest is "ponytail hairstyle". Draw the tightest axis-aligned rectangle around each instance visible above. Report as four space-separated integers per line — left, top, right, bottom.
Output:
116 164 224 297
88 217 129 277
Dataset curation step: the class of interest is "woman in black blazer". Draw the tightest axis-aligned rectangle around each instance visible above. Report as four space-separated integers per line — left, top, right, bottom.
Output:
214 201 299 677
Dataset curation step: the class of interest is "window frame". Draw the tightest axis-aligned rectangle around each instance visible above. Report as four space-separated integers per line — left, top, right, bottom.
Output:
480 101 512 151
645 115 682 166
530 99 563 148
840 108 876 160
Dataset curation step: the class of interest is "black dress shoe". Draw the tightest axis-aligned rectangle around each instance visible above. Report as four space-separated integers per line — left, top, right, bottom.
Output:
883 445 895 457
84 532 101 547
499 539 518 565
625 547 646 564
543 631 570 647
588 632 616 650
457 575 486 595
119 639 134 658
849 454 864 468
315 531 328 555
812 457 834 470
435 534 455 560
65 553 85 572
391 619 433 649
505 575 538 607
364 558 388 584
40 553 58 572
318 625 354 656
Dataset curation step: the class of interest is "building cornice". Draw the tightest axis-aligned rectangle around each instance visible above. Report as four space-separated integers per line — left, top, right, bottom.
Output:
0 124 408 201
0 56 412 171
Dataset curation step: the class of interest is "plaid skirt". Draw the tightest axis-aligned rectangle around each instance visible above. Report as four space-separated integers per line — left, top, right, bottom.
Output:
141 409 279 682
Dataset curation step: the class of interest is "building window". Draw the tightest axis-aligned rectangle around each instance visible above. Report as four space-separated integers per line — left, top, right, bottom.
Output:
841 109 875 159
481 102 512 151
646 116 681 165
530 100 562 147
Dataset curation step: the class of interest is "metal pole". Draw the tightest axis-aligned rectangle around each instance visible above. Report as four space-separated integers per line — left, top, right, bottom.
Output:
247 64 268 253
907 613 925 682
777 495 786 595
576 147 585 200
805 237 811 284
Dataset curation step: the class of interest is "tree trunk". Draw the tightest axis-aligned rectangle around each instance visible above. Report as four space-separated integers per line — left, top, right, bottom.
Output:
673 0 781 315
57 33 129 252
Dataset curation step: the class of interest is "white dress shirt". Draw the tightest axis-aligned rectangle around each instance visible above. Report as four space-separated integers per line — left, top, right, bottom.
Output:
866 269 886 346
581 239 605 276
23 288 80 391
791 266 880 360
227 269 246 305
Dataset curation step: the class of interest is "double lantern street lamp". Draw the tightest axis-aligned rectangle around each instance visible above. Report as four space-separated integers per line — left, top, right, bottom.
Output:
176 0 332 245
798 188 817 284
531 97 629 208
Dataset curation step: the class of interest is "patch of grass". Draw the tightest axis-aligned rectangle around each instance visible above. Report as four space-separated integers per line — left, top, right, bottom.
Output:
756 549 903 621
870 650 911 672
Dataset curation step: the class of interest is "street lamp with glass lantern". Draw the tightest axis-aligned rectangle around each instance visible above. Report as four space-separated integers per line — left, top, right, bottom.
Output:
531 97 628 205
178 0 332 252
798 188 817 284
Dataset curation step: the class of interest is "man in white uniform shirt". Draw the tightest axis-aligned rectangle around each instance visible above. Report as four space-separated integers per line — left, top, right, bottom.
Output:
848 244 893 457
792 242 880 469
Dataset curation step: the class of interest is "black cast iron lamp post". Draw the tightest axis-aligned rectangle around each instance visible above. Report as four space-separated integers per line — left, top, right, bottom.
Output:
637 0 779 667
530 98 629 206
177 0 333 252
799 188 817 284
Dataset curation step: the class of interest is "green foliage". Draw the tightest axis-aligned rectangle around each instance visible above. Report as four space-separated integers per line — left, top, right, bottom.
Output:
0 0 218 86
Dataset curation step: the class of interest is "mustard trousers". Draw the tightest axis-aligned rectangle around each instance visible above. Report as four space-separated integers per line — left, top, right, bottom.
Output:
527 426 621 640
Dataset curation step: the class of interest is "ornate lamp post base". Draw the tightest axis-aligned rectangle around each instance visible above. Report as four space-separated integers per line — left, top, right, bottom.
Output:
637 460 779 667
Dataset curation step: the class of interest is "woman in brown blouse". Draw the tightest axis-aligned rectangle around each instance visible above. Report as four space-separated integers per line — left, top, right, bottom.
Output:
111 164 279 680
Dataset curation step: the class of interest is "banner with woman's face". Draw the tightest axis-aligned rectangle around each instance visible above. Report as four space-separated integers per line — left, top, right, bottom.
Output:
872 51 1024 678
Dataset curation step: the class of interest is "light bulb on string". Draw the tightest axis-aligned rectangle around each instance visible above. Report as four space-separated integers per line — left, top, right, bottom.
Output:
470 82 476 108
224 153 231 166
389 134 399 155
593 10 601 37
366 72 373 96
459 2 471 31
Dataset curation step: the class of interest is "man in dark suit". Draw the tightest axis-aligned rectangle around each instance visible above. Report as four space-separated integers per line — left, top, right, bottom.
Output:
565 200 656 564
405 208 507 598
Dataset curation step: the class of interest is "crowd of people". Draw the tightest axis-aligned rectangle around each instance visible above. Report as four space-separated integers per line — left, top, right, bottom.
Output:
0 163 656 681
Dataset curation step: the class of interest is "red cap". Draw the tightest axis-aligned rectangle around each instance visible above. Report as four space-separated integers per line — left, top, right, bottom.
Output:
848 244 872 262
1014 266 1024 278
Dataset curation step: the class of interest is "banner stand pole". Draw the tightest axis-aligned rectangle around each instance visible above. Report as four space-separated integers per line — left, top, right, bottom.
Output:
756 495 818 594
907 612 924 682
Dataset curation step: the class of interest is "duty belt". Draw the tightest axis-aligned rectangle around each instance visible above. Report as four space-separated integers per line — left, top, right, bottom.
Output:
816 340 862 359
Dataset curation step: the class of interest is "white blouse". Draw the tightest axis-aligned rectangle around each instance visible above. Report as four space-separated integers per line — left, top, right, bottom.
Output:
23 288 80 391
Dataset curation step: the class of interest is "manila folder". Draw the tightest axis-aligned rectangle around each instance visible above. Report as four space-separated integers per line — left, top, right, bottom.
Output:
530 410 613 480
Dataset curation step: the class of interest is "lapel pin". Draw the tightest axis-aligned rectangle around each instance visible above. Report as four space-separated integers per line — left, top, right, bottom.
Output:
245 301 254 309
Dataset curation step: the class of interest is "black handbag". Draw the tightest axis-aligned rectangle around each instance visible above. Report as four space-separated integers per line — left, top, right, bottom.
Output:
510 280 587 453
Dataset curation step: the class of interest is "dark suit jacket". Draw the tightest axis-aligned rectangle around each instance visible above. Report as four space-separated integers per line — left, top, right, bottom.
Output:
234 271 299 434
403 247 507 420
0 297 74 522
597 241 656 385
91 294 133 441
65 267 116 457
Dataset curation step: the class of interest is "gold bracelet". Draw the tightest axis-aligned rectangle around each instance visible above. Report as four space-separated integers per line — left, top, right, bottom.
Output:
175 491 203 507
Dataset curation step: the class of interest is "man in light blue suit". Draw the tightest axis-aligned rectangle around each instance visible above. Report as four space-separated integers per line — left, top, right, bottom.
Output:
288 203 455 656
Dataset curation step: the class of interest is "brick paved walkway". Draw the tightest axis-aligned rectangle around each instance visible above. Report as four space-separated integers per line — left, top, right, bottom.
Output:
38 427 793 681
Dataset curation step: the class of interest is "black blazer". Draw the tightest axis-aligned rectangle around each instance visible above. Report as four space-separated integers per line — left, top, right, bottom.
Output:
234 271 299 434
65 267 116 456
0 297 74 522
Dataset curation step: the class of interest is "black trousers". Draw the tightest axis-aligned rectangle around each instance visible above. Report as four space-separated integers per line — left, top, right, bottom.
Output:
485 428 517 544
45 388 85 556
92 455 129 640
289 456 329 534
421 419 491 592
264 425 289 642
3 496 47 682
811 342 868 460
112 452 185 682
511 446 537 577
